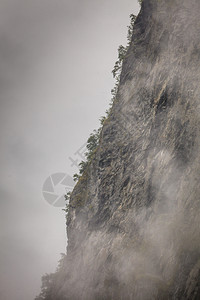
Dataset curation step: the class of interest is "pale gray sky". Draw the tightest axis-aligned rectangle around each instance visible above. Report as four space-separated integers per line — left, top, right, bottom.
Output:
0 1 140 299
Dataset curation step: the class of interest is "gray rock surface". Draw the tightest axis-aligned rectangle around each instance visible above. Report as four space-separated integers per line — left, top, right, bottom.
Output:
42 0 200 299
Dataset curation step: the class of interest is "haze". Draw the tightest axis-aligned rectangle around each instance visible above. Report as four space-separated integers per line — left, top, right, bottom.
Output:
0 1 140 299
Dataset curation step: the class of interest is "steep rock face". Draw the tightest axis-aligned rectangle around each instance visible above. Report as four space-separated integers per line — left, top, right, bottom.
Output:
53 0 200 299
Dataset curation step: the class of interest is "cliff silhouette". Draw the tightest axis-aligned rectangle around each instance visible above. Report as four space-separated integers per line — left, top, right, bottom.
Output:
36 0 200 299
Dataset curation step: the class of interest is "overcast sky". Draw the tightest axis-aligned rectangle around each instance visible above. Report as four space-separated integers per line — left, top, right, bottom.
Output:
0 1 140 299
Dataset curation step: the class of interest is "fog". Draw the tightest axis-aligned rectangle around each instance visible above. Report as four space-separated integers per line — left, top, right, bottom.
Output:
0 1 140 299
42 0 200 298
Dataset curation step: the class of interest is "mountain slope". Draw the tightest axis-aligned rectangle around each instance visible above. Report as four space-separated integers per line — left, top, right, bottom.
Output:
38 0 200 299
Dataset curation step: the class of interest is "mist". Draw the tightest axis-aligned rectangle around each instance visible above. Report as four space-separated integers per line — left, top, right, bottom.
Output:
36 0 200 299
0 1 140 300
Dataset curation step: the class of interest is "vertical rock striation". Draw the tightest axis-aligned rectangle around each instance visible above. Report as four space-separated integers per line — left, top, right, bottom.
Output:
45 0 200 299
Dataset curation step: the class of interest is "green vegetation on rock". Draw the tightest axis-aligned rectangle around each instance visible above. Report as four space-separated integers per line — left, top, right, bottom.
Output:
73 13 137 182
35 254 66 300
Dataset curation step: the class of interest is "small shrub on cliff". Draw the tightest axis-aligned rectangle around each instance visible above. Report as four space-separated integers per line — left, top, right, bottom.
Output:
112 14 136 82
35 273 55 300
63 192 71 220
73 128 101 181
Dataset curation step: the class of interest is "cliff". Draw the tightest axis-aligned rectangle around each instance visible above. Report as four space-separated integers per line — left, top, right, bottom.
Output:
38 0 200 299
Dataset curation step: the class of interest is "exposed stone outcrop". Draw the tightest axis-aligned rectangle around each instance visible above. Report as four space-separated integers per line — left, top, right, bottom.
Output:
41 0 200 299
